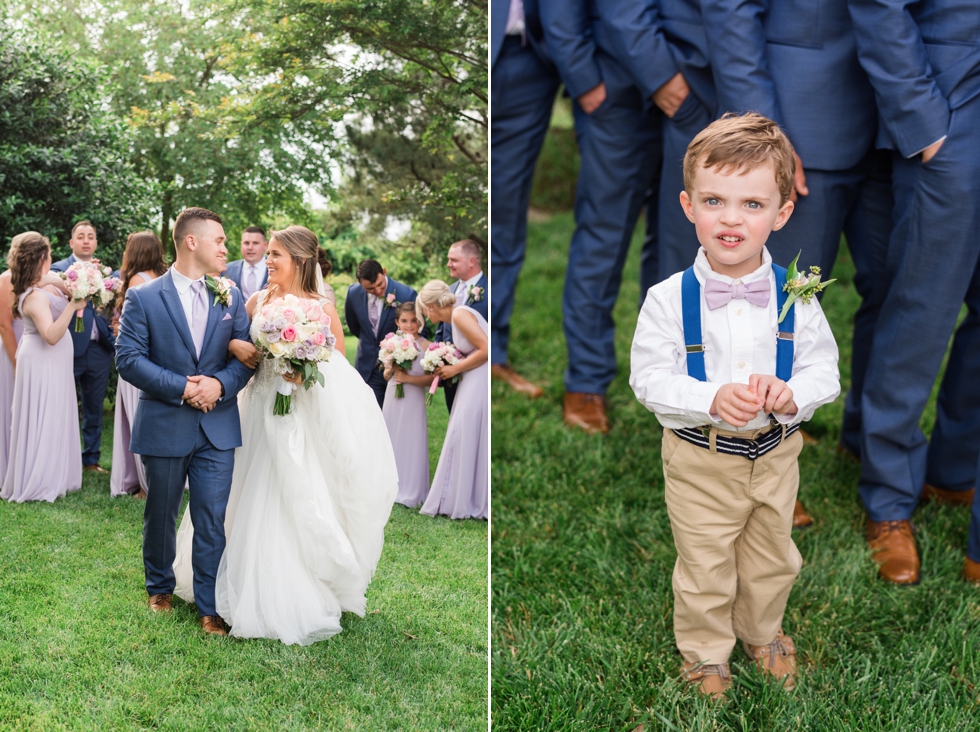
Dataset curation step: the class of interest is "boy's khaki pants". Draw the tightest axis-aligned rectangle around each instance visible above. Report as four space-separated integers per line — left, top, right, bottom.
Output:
662 427 803 665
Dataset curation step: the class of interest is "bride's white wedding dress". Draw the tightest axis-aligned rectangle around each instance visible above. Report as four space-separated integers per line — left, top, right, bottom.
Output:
172 292 398 645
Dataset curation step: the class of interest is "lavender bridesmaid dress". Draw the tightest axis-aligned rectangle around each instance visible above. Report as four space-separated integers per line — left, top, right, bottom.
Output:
110 273 152 497
382 353 429 508
1 287 83 502
0 318 23 479
421 306 488 520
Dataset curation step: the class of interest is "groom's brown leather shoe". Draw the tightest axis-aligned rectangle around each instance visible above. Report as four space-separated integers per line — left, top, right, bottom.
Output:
964 557 980 583
866 519 920 584
792 500 814 530
200 615 228 636
921 483 975 506
491 363 544 398
148 593 173 613
563 392 609 434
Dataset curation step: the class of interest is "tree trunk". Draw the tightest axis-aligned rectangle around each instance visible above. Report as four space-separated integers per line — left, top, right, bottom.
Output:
161 186 174 259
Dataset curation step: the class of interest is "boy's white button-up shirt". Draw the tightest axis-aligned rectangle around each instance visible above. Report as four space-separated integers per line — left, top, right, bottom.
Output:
629 247 841 433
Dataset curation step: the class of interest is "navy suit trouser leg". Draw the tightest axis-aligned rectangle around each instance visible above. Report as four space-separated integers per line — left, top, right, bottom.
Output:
859 94 980 524
840 151 893 457
652 93 714 292
444 380 457 413
142 426 234 618
490 37 559 366
73 343 113 466
563 99 662 394
368 368 387 408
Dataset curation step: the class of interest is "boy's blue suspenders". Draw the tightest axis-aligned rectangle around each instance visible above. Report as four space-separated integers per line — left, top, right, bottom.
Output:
676 264 798 461
681 264 794 383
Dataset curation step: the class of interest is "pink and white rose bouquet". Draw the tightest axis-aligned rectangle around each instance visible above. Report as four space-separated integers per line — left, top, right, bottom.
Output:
60 261 113 331
378 332 421 398
421 341 463 406
252 294 337 415
101 276 123 313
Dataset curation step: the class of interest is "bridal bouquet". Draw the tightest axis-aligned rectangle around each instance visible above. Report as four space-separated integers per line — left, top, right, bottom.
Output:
252 294 336 415
378 332 421 399
60 261 114 331
101 276 123 313
421 341 464 406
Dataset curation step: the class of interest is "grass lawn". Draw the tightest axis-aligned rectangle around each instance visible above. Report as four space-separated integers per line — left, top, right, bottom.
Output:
0 339 487 731
491 211 980 730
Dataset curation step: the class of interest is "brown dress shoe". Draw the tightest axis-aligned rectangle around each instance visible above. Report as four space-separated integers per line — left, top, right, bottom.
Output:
491 363 544 398
200 615 228 636
563 392 609 434
84 465 109 474
921 483 975 506
744 630 797 690
681 661 731 701
964 557 980 583
866 519 920 584
792 500 814 530
148 593 173 613
134 488 147 500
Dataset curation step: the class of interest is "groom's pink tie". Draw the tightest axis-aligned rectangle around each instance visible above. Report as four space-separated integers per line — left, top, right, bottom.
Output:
703 278 770 310
190 280 208 357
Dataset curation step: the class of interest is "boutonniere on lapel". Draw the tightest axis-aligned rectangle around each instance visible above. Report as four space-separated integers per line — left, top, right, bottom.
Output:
205 275 233 308
466 285 484 305
382 292 399 310
778 251 836 323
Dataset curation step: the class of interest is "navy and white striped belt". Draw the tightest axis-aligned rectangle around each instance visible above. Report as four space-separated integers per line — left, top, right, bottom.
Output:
672 420 799 461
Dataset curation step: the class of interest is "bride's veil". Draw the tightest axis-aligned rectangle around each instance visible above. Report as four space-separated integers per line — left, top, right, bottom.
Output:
315 262 328 298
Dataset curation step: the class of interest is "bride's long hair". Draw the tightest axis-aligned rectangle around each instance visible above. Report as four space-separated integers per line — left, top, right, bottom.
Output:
267 225 321 297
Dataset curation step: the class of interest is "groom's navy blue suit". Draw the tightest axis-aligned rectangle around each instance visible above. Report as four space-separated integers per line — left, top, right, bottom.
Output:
51 254 116 468
116 269 254 617
345 276 417 408
850 0 980 561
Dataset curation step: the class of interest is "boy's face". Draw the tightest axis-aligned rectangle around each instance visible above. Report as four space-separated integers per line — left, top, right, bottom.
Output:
680 163 794 279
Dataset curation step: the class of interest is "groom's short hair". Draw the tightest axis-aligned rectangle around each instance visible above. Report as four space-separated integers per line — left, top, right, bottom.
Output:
356 259 385 284
173 207 223 249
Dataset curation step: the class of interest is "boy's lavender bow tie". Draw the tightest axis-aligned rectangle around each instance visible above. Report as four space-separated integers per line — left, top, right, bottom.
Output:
704 278 771 310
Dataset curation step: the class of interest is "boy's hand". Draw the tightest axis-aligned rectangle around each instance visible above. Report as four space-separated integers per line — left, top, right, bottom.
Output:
749 374 798 415
710 383 764 427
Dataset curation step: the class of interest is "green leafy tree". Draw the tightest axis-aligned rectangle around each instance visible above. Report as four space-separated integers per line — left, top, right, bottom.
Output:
0 26 156 264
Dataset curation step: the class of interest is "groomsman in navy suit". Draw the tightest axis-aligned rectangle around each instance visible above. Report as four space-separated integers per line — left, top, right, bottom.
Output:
540 0 687 433
224 226 269 301
436 239 488 413
51 220 116 474
491 0 559 400
850 0 980 585
345 260 418 408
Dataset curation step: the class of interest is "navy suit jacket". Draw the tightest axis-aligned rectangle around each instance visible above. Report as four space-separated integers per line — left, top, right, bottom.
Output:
541 0 677 107
493 0 553 69
703 0 879 171
115 269 254 457
50 255 115 357
345 277 418 382
849 0 980 158
436 274 489 344
224 259 269 294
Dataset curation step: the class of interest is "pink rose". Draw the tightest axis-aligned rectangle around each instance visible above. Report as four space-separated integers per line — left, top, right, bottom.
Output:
66 270 78 281
386 293 396 304
104 281 114 290
319 314 331 326
313 332 325 346
281 326 297 342
401 339 411 349
282 308 296 323
385 332 395 339
306 306 323 321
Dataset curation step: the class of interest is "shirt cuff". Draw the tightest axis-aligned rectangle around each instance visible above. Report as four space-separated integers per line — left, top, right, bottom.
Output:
907 135 946 159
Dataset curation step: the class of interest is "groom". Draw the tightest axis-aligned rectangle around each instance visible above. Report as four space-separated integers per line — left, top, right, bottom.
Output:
116 207 254 636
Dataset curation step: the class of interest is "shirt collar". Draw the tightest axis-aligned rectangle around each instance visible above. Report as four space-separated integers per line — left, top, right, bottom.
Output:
170 265 204 294
245 257 267 271
461 271 484 288
693 246 773 285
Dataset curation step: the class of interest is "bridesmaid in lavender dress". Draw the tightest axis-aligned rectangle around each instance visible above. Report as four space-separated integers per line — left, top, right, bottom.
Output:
1 232 87 503
110 231 168 498
0 268 24 479
416 280 489 520
382 302 434 508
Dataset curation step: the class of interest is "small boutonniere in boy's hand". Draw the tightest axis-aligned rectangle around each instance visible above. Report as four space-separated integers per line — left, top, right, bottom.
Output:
382 292 399 310
466 285 484 304
778 251 836 323
205 275 233 308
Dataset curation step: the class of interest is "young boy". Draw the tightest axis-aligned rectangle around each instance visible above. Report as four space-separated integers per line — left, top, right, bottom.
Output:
629 113 840 699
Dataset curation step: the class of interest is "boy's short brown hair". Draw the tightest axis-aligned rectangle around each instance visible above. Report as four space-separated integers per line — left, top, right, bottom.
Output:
683 112 796 205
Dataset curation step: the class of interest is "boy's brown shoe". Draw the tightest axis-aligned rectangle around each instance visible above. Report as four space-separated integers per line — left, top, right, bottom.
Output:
866 519 920 584
744 630 797 690
792 499 814 529
680 661 731 701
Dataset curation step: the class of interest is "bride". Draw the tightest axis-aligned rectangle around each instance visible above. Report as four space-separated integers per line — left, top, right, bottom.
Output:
172 225 398 645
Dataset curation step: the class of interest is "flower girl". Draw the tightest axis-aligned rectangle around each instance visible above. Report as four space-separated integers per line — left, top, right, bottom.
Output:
382 302 434 508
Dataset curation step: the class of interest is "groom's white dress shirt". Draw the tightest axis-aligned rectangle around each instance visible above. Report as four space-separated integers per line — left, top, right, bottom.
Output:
454 270 485 305
170 266 207 332
630 247 840 433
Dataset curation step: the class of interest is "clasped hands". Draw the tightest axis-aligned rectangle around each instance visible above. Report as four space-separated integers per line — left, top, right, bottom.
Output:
710 375 798 428
183 375 223 413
